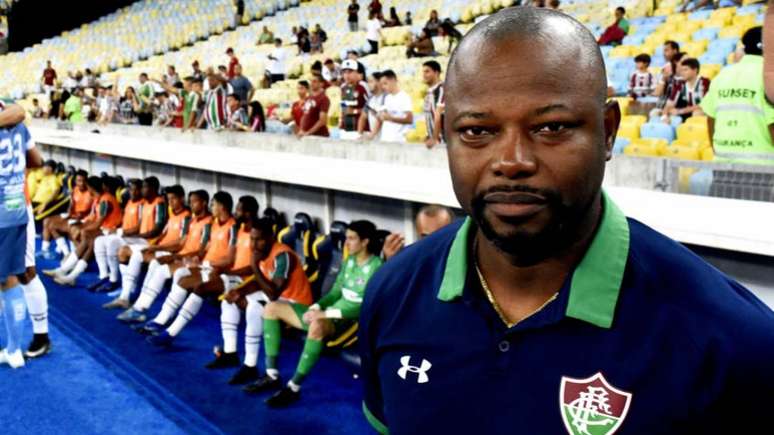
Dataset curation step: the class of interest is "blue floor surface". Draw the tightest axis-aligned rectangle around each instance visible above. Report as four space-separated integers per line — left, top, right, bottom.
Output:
1 252 373 434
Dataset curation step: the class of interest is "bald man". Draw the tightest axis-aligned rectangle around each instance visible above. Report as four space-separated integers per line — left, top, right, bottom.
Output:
359 8 774 435
382 205 454 261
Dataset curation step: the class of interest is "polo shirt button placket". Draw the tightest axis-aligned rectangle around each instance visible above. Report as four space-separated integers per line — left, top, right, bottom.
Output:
498 340 510 353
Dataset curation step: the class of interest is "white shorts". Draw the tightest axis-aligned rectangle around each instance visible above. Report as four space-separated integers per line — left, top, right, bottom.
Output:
220 274 244 292
25 206 35 268
125 238 149 254
247 291 270 305
154 251 171 258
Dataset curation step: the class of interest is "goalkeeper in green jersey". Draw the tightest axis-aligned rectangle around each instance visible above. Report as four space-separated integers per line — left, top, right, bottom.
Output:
243 220 383 407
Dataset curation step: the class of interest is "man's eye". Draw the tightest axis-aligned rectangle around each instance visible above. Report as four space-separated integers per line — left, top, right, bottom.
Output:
536 122 576 134
458 127 493 141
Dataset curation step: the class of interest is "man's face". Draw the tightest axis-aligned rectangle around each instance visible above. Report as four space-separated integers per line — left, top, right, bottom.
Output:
635 61 647 71
208 76 219 89
167 193 182 210
190 195 205 215
380 77 396 94
235 201 245 221
183 80 192 91
422 66 438 85
679 63 697 81
139 75 146 83
75 175 86 190
212 200 224 217
345 229 366 257
367 76 380 93
130 184 142 201
251 228 272 257
141 182 152 199
192 82 203 92
310 77 322 92
444 36 618 264
297 84 309 99
228 96 239 111
193 63 200 71
416 212 452 239
615 9 624 20
343 69 357 85
234 65 243 76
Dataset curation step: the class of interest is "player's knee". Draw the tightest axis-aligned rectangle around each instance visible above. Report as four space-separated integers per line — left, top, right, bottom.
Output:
308 320 328 340
264 301 279 319
118 248 130 263
20 267 36 284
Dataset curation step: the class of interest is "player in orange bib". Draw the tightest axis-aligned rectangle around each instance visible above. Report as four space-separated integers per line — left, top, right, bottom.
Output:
209 217 313 386
89 179 144 294
40 170 95 259
103 185 190 309
44 176 123 286
118 190 212 325
147 193 255 346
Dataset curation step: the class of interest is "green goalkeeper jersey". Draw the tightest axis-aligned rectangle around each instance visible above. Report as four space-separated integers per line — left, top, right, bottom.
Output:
317 254 383 319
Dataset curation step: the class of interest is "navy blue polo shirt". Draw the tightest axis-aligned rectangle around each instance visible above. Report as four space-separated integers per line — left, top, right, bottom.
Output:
360 192 774 435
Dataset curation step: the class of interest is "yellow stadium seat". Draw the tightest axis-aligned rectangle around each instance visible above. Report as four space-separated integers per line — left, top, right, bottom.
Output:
685 115 708 126
701 147 715 161
677 123 711 142
613 97 632 116
617 123 640 141
665 13 687 24
719 26 746 39
610 45 636 58
710 8 736 20
621 115 647 126
653 7 674 16
672 138 711 149
624 138 667 157
701 64 722 80
663 145 702 160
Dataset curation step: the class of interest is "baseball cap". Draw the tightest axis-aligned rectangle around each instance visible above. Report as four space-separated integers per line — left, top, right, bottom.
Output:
742 26 762 56
341 59 358 71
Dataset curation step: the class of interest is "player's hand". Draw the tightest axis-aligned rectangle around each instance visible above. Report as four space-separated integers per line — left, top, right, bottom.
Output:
224 290 241 303
382 233 405 261
303 309 325 324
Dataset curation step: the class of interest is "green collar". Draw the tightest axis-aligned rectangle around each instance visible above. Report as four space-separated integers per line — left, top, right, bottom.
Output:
437 191 630 329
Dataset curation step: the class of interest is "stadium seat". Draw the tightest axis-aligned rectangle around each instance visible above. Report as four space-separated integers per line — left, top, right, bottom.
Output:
277 212 318 278
677 123 711 142
640 122 675 142
613 137 630 154
624 138 668 157
311 221 348 301
663 145 702 160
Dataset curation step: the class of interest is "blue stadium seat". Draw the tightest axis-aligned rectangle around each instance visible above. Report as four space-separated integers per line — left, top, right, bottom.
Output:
688 10 713 21
700 52 728 66
693 28 719 42
277 212 318 278
622 35 646 46
311 221 348 300
613 137 630 154
640 122 676 142
689 169 714 196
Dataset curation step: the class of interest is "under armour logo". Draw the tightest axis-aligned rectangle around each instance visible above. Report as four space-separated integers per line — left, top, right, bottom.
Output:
397 355 432 384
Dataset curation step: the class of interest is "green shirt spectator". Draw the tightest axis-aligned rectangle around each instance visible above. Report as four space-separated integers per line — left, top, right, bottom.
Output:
701 28 774 164
63 93 83 123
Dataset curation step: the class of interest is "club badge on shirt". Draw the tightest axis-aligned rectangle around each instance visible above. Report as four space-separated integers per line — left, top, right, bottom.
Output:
560 372 632 435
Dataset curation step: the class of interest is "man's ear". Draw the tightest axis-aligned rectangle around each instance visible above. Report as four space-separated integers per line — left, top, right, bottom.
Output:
603 100 622 161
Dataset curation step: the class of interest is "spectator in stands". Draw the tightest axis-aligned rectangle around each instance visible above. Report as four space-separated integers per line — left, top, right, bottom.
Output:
226 48 239 80
96 85 115 125
347 0 360 32
385 7 401 27
422 60 444 148
154 76 201 131
628 54 655 100
81 69 97 89
258 26 274 45
297 74 330 138
264 38 288 88
405 11 413 25
297 27 311 56
702 26 774 164
310 32 323 55
382 204 454 260
597 6 629 46
117 86 138 124
218 67 232 93
41 60 57 97
136 73 155 126
198 73 228 130
368 69 413 143
230 64 254 106
440 19 463 54
63 71 78 93
368 0 382 17
359 71 385 137
340 59 369 139
275 80 308 133
662 57 709 122
244 220 382 407
30 98 44 118
366 11 382 54
347 50 360 61
164 66 180 88
407 28 436 58
322 59 341 86
154 92 178 127
246 101 266 132
234 0 245 27
63 88 84 123
314 23 327 44
654 50 685 111
191 60 204 82
226 94 248 131
425 10 442 37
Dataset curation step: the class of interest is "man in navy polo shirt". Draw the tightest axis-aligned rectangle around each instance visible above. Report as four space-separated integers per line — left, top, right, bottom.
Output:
360 8 774 435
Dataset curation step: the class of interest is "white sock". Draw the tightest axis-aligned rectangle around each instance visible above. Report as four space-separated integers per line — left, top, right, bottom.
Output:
134 264 171 312
119 251 143 301
244 298 264 367
220 300 240 354
141 259 160 290
41 240 50 252
167 293 203 337
64 259 88 280
22 276 49 334
107 236 122 283
55 237 70 256
59 252 78 272
153 279 188 325
68 240 76 253
288 380 301 392
94 236 109 280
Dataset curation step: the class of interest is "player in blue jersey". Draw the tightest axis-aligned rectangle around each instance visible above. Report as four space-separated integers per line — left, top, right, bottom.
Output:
0 122 43 368
360 8 774 435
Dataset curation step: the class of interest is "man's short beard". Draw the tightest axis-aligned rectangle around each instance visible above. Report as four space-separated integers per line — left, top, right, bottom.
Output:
471 187 591 266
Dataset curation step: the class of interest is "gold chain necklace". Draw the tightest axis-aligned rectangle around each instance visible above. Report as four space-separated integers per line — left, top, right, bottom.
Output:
473 239 558 328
